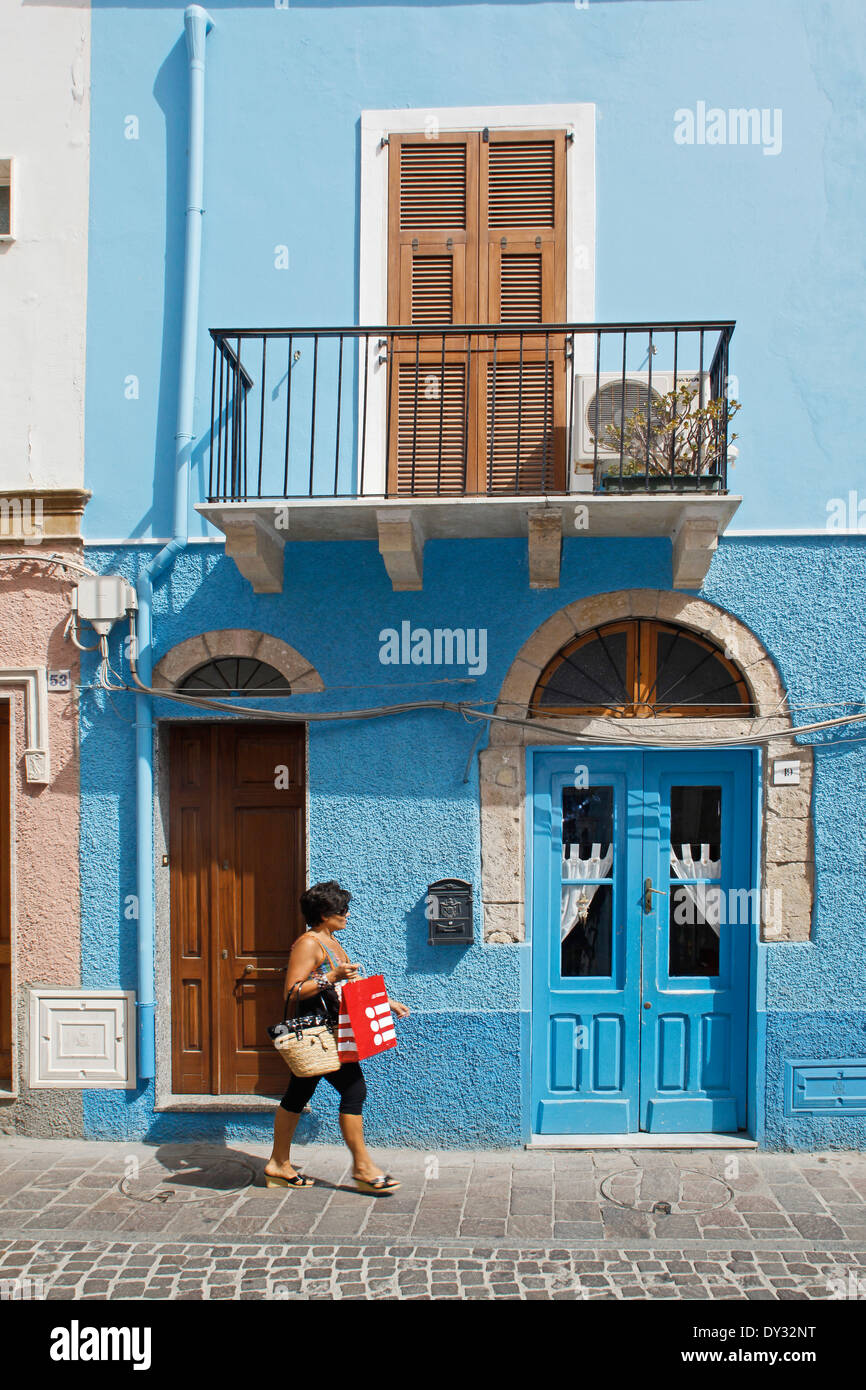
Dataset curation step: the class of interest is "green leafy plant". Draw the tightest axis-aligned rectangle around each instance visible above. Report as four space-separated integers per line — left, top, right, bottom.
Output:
602 381 740 478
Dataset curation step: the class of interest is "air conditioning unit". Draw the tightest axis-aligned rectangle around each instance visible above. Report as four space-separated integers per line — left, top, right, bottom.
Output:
572 371 712 476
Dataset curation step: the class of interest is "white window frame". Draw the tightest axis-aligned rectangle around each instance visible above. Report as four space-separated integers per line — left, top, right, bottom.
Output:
0 158 14 242
358 103 596 494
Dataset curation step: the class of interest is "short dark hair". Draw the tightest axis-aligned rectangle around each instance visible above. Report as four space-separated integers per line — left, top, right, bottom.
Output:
300 880 352 926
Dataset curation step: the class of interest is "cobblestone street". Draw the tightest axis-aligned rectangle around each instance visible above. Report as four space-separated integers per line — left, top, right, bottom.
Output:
1 1139 866 1300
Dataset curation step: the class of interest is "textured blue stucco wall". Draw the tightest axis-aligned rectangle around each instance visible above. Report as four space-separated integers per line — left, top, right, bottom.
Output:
77 0 866 1146
84 0 866 535
78 535 866 1146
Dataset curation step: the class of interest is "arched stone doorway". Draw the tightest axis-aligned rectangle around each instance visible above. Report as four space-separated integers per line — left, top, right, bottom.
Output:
480 589 812 944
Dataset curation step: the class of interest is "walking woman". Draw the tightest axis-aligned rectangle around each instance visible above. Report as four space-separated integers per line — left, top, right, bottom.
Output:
264 881 410 1194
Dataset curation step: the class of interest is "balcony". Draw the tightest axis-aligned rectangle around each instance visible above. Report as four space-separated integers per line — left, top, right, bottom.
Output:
198 322 740 593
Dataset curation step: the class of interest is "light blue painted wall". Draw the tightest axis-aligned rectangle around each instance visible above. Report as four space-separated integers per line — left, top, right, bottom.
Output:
78 535 866 1145
77 0 866 1146
85 0 866 535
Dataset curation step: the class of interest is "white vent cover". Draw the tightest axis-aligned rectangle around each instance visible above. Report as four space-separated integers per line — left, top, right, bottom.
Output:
29 989 136 1089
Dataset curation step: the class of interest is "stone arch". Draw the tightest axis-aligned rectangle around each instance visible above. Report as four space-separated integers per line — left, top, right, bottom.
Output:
151 629 324 693
480 589 813 945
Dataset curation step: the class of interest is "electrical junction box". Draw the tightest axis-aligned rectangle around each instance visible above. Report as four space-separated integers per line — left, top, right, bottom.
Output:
72 577 137 635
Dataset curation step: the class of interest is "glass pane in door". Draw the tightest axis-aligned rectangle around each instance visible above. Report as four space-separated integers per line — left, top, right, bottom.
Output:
668 784 722 977
561 785 614 977
561 883 612 976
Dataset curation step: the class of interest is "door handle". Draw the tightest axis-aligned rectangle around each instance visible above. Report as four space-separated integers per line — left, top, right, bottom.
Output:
242 964 284 976
643 878 668 913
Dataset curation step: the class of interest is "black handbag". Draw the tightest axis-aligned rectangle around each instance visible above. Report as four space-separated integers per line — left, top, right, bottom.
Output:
267 940 341 1041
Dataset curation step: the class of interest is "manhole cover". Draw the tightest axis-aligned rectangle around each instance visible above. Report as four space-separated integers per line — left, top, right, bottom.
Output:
600 1168 733 1214
119 1156 256 1205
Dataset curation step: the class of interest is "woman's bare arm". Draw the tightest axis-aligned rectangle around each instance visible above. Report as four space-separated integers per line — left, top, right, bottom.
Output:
283 935 325 1012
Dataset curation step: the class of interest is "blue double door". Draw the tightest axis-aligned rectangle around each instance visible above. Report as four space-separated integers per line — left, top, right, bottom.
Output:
530 749 754 1134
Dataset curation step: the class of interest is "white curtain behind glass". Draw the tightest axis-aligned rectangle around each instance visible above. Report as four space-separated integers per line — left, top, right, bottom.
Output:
669 843 721 936
561 843 613 941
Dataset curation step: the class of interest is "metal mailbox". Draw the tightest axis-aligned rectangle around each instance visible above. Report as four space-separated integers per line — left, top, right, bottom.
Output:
427 879 473 944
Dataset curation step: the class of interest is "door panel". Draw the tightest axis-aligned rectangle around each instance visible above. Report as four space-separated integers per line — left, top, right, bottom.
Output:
169 723 306 1096
169 727 214 1094
0 705 10 1084
639 754 751 1133
532 752 643 1134
531 747 753 1135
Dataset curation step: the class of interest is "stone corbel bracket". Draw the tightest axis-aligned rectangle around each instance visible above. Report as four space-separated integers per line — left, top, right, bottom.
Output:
671 511 719 590
0 667 50 783
377 508 426 591
222 514 286 593
527 507 563 589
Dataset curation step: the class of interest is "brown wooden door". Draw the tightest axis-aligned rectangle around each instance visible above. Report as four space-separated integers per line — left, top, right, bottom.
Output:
0 704 10 1084
169 722 306 1095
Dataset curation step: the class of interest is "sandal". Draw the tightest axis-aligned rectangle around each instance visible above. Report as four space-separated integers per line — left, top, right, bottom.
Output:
353 1172 400 1195
264 1171 314 1189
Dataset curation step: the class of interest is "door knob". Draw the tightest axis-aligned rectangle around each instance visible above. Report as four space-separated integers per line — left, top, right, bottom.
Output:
644 1001 652 1009
221 949 228 959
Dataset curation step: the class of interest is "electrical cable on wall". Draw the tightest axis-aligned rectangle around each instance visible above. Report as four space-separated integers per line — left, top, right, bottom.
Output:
82 620 866 751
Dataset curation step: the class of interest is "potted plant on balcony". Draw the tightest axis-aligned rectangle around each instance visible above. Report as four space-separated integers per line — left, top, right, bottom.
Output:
599 382 740 493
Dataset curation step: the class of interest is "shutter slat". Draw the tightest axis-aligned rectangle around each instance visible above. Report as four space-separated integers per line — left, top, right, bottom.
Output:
488 142 555 227
396 362 467 494
500 253 543 323
486 361 555 493
410 255 454 325
400 144 467 228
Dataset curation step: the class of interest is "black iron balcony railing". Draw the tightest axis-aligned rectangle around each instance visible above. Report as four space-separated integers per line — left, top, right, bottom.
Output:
207 322 734 503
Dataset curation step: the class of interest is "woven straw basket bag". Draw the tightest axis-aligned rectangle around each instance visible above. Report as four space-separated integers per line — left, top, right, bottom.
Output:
273 1021 340 1078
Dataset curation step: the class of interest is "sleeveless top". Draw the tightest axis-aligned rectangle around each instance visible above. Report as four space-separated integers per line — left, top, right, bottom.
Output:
289 931 350 1016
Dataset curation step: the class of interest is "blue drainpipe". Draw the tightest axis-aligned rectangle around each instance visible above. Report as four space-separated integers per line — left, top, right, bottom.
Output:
134 5 213 1080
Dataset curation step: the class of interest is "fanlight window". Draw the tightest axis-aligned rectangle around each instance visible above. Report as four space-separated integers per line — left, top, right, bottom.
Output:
531 619 753 717
178 658 291 694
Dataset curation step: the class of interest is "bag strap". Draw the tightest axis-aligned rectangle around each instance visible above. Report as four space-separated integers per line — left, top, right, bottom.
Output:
285 936 340 1018
317 940 338 971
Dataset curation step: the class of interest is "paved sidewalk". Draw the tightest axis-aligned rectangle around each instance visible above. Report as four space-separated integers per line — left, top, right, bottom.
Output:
1 1139 865 1300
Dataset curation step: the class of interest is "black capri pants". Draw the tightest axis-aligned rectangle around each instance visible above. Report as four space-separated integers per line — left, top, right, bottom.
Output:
280 1062 367 1116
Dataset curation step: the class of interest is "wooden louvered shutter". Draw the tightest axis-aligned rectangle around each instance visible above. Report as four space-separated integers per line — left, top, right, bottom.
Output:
386 128 567 495
387 135 477 494
479 131 567 492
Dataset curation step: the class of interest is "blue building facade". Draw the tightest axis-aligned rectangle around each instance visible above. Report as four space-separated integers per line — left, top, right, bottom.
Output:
74 0 866 1149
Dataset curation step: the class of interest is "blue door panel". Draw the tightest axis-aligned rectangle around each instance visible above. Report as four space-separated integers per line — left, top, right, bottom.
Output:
550 1016 579 1090
530 752 643 1134
701 1014 732 1091
594 1015 624 1091
531 747 754 1135
538 1098 633 1134
645 1097 739 1133
640 752 751 1132
657 1014 688 1091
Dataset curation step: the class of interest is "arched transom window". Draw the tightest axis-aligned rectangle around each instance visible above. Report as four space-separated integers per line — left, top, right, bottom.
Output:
531 619 753 717
178 657 292 694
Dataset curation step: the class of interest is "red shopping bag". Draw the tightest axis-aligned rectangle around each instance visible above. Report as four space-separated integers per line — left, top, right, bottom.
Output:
336 975 397 1063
